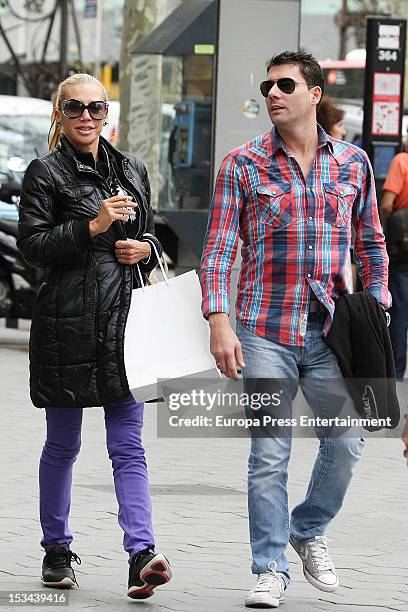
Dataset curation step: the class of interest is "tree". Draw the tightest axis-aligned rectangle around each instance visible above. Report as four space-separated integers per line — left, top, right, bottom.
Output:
335 0 390 58
119 0 170 208
119 0 166 152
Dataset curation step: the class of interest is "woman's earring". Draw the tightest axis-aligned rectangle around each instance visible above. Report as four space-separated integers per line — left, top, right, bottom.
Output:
103 120 108 126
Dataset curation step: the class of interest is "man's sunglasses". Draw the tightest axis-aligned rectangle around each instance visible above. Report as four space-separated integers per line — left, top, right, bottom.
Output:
260 78 316 97
60 99 109 120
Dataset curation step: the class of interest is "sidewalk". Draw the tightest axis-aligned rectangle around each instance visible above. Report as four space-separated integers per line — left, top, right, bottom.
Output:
0 321 407 612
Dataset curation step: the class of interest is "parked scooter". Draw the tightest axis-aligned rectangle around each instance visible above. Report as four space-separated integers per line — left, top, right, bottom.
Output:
0 198 43 328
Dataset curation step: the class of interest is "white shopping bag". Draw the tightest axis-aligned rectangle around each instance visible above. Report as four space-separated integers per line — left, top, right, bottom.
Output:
124 245 221 402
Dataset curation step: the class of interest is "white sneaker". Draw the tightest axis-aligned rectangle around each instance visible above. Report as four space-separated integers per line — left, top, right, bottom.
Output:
245 561 285 608
289 535 339 592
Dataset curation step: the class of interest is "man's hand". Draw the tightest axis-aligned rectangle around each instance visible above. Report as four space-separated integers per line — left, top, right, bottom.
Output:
380 190 396 226
115 239 151 265
209 313 245 380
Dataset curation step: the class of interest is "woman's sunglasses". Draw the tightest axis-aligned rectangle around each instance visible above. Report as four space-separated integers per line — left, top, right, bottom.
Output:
260 78 316 97
60 99 109 120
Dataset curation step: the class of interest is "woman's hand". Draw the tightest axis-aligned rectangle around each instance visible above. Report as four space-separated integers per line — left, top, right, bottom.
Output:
89 195 137 237
115 239 151 265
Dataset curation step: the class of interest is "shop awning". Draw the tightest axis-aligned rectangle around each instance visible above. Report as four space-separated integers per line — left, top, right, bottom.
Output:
132 0 217 56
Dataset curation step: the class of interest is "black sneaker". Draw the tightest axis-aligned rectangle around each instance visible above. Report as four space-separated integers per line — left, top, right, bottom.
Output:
127 549 171 599
41 544 81 588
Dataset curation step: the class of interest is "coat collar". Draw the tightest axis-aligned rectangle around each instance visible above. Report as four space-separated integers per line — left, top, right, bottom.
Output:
58 135 129 173
56 136 148 213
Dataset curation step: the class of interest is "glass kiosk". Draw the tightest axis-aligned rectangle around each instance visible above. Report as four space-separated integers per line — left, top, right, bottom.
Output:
132 0 301 272
132 0 217 269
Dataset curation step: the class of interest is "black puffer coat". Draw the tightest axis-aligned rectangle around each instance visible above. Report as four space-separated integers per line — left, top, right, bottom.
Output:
17 136 162 408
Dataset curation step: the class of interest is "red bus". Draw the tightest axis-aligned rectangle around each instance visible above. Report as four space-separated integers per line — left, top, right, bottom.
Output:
319 60 365 101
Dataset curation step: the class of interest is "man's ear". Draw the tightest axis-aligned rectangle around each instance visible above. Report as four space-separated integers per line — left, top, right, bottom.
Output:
311 86 323 107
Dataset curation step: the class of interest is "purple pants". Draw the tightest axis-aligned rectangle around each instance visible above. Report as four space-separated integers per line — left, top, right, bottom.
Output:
39 394 155 560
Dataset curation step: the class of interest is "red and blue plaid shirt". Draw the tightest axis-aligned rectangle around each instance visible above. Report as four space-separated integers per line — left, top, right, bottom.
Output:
201 126 391 346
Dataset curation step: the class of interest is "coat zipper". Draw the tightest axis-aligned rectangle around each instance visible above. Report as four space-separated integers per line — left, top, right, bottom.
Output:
76 160 127 404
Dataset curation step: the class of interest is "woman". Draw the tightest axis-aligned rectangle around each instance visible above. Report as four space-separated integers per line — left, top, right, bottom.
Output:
317 95 346 140
17 74 171 600
318 96 355 293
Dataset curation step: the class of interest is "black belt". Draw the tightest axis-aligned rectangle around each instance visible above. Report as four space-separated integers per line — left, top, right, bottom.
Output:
309 299 326 314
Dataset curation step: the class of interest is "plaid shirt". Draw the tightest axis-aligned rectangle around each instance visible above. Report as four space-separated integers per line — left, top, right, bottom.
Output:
201 126 391 346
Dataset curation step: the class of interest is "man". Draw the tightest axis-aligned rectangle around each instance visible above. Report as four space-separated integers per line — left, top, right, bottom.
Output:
200 51 390 609
380 138 408 380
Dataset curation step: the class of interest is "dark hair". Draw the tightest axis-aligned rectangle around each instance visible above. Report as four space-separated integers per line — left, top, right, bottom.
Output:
317 96 344 134
266 51 324 97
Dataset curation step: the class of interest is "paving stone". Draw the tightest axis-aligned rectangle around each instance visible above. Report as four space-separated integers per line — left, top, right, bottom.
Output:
1 324 407 611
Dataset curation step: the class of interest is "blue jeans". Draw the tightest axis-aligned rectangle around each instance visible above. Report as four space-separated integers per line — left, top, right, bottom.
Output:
388 263 408 379
39 394 154 560
236 317 364 585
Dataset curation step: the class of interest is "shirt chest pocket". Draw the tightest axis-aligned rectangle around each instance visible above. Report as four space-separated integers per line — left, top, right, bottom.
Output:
323 183 356 227
255 183 293 227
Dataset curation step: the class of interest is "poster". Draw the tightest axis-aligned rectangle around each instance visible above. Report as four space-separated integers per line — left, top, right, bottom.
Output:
372 72 401 136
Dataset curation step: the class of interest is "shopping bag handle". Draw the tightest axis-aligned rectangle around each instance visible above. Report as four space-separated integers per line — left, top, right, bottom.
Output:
136 240 170 291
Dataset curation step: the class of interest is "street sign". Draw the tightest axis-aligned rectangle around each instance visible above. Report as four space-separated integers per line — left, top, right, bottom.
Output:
362 17 406 179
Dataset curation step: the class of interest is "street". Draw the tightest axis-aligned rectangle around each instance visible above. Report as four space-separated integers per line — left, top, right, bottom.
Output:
0 320 407 612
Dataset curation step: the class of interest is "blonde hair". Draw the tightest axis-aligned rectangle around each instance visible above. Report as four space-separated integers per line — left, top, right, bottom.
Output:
48 73 108 150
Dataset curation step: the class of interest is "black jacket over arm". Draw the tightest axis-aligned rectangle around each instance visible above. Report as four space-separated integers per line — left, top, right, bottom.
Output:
17 136 163 408
324 292 400 431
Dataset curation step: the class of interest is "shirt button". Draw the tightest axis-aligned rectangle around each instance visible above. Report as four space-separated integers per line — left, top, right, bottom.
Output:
308 216 313 221
307 273 312 278
308 245 312 250
271 190 276 195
